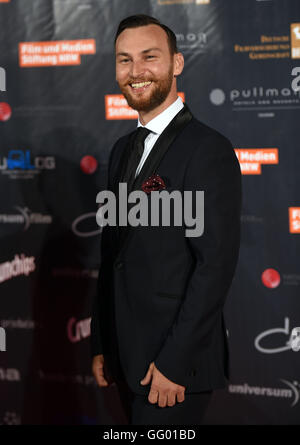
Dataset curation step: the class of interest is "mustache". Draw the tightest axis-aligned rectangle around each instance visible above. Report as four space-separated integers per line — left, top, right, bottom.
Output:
126 79 153 85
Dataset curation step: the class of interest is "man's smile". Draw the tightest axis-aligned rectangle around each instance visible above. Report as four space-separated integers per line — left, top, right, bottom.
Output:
129 81 152 92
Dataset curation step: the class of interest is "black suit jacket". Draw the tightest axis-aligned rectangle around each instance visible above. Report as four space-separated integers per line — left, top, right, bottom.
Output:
90 103 242 395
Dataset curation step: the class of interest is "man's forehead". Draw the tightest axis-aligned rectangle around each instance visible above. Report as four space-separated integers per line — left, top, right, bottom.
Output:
115 24 169 50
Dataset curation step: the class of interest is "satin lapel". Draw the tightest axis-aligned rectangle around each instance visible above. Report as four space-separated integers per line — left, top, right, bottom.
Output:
132 104 193 192
112 130 136 196
116 103 193 258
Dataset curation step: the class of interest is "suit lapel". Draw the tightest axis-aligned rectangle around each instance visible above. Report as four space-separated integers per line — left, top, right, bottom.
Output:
115 103 193 257
112 130 136 196
132 103 193 192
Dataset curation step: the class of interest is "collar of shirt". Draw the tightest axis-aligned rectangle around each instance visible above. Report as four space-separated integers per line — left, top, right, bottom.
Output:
136 96 184 136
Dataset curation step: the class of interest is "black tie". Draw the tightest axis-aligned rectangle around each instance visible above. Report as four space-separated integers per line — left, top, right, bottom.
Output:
123 127 151 193
117 126 150 246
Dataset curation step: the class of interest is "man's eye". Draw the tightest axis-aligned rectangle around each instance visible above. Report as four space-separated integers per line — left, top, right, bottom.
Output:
146 55 155 59
120 59 129 63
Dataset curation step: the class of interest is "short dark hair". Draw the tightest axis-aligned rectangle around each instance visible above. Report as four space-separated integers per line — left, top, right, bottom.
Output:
114 14 178 55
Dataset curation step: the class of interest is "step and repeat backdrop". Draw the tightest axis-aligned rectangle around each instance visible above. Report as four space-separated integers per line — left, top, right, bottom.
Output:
0 0 299 425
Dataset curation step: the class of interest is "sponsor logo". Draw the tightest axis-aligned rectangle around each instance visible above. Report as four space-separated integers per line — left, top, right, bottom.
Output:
261 268 281 288
255 317 300 354
0 207 52 230
176 32 207 53
291 24 300 59
67 317 91 343
0 368 20 381
19 39 96 67
0 327 6 351
0 254 35 284
210 85 300 117
234 34 290 61
0 150 55 179
289 207 300 233
261 267 300 287
0 102 12 121
0 67 6 92
72 212 102 238
105 92 185 120
235 148 278 175
80 155 98 174
229 380 299 407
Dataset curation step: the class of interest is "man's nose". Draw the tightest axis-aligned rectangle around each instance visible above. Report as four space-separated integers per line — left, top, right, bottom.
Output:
130 60 146 79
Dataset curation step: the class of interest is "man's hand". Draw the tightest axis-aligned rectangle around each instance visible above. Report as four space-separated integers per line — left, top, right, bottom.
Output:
92 354 114 388
140 361 185 407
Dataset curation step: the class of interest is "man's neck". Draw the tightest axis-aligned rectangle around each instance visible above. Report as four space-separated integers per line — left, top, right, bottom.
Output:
138 92 179 126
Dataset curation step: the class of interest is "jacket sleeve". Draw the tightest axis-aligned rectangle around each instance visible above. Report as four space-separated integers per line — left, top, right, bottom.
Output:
154 134 242 385
89 140 120 358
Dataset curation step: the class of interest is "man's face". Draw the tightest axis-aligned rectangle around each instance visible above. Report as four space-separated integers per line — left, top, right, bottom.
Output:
115 24 176 112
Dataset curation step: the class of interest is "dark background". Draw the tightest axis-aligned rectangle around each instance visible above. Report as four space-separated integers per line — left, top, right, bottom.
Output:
0 0 299 425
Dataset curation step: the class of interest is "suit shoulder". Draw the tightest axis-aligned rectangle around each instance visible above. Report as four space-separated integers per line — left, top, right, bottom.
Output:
184 117 234 156
183 117 241 181
114 130 135 147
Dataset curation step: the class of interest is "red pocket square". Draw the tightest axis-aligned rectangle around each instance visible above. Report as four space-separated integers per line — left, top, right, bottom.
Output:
141 174 167 194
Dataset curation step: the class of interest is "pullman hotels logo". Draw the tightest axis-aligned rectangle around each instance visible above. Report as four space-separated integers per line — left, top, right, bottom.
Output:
209 83 300 116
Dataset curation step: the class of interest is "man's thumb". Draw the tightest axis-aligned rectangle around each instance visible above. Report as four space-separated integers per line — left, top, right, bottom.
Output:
140 364 153 385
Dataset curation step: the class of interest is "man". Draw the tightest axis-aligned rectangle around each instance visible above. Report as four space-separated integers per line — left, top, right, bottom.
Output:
90 14 242 425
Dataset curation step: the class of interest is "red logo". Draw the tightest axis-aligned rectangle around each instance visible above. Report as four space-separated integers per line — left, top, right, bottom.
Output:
0 102 12 121
261 268 281 289
80 155 98 174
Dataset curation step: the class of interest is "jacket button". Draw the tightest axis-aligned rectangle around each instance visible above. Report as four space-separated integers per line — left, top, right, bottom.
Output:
115 261 123 269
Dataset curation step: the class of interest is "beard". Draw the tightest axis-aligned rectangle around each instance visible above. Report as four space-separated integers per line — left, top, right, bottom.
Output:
119 64 174 112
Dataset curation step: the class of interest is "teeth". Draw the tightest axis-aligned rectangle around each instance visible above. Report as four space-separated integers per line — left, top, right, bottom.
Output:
131 81 151 89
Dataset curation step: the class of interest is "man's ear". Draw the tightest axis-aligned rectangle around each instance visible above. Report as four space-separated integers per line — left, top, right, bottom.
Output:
173 52 184 77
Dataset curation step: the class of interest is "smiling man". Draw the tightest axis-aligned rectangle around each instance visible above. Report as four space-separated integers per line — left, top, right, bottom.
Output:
90 15 242 425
